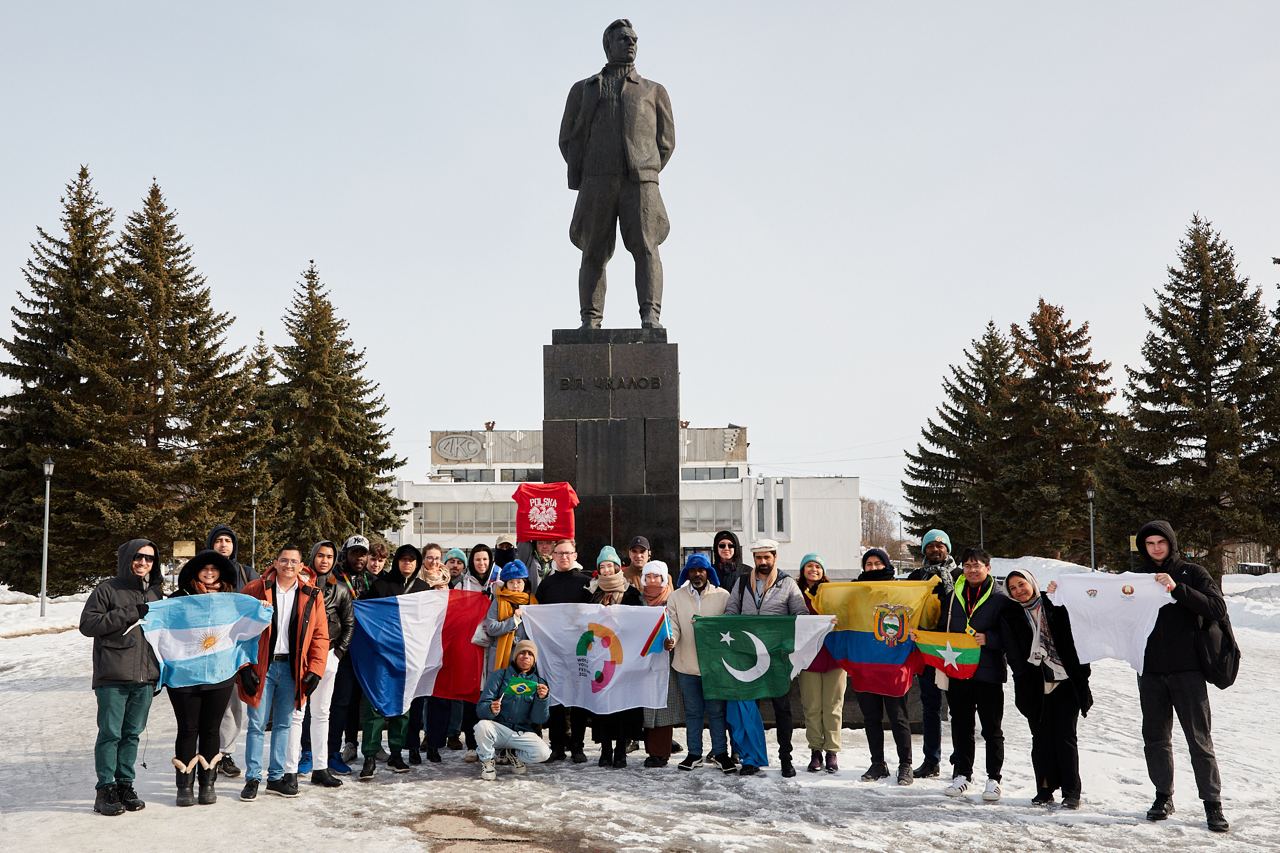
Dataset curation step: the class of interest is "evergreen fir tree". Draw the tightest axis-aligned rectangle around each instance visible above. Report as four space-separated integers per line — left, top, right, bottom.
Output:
0 167 125 593
111 182 247 547
1002 300 1113 562
270 263 405 547
1112 215 1272 580
903 321 1019 554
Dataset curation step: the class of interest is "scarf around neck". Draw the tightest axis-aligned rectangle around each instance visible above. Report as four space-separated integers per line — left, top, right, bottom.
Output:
493 588 534 672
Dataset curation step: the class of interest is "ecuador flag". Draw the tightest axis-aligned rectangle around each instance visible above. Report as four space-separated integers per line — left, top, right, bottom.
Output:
914 630 980 680
813 581 942 698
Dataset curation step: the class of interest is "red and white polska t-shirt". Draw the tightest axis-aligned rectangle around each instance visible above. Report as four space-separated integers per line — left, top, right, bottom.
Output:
513 482 580 541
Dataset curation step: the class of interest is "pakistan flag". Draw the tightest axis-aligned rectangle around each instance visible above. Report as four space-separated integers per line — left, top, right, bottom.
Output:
694 615 834 700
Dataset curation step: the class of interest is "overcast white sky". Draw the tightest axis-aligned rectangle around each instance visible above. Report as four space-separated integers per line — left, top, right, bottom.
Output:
2 2 1278 514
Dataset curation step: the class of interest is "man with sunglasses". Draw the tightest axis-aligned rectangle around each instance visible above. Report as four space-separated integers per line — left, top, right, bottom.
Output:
80 539 166 816
533 539 593 763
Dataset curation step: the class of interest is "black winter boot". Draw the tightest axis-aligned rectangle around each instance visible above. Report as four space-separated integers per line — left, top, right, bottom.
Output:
94 784 124 816
116 781 145 811
173 758 197 807
1146 794 1174 821
598 743 613 767
197 756 219 805
1205 802 1229 833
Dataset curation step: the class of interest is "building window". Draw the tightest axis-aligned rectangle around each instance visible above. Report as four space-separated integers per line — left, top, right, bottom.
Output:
679 499 742 533
681 466 742 481
757 498 765 532
412 501 516 534
440 468 495 483
776 497 785 533
500 468 543 483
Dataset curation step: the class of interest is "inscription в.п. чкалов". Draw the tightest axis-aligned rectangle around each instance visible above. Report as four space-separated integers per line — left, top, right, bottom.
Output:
559 376 663 391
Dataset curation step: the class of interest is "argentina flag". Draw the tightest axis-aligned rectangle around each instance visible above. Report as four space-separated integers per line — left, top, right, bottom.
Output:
141 594 272 688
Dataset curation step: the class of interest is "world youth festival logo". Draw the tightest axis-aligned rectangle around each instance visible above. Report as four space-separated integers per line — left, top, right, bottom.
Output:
577 623 623 693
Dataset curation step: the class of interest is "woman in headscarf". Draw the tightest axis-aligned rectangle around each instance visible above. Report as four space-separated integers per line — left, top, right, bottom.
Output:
638 560 684 768
1000 568 1092 809
166 550 239 806
589 546 642 767
796 552 847 774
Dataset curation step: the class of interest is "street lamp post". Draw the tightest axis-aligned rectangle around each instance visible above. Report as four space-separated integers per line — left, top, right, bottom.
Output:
40 457 54 617
250 495 259 571
978 505 984 549
1086 487 1096 571
360 510 366 537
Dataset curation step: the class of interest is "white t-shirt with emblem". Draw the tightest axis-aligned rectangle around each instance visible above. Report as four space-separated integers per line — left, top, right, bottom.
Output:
1048 572 1173 675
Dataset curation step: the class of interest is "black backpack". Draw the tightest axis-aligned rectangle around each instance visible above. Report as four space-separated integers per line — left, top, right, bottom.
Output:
1195 612 1241 690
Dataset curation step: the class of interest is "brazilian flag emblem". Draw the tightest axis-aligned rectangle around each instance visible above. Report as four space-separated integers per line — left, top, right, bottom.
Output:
505 676 540 697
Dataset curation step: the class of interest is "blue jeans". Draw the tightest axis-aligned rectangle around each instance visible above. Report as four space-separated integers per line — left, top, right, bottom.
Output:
245 661 296 781
677 672 726 757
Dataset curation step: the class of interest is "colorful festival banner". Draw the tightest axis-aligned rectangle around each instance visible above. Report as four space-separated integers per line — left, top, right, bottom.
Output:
520 603 672 713
813 581 942 698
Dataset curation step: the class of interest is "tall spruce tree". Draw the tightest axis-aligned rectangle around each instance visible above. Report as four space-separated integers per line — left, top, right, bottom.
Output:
0 167 127 593
1111 215 1272 580
270 263 404 546
903 321 1019 554
111 182 248 547
1002 300 1113 562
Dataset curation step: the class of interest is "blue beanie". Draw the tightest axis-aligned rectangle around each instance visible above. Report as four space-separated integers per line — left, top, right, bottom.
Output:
500 559 529 582
798 552 825 573
596 545 621 567
676 552 720 588
443 547 467 564
921 529 952 553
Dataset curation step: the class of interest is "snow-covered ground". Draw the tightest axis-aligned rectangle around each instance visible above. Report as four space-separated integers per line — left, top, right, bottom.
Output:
1 572 1276 852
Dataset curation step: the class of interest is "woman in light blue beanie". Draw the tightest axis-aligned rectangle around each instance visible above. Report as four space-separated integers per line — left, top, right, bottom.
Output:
796 552 846 773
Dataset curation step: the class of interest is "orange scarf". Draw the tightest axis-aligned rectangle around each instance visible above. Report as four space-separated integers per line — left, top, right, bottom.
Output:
493 588 535 669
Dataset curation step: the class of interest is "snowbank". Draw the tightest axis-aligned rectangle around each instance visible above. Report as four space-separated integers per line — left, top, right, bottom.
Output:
0 584 89 638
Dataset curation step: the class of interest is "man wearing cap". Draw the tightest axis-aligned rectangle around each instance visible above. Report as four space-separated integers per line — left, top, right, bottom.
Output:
906 529 957 779
494 534 519 569
329 535 377 766
475 639 553 780
723 538 807 776
625 535 652 588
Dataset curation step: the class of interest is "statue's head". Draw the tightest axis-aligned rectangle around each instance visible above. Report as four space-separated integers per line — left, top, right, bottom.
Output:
602 19 637 64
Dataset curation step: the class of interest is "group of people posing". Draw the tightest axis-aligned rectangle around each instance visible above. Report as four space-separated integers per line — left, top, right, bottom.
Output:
79 520 1230 834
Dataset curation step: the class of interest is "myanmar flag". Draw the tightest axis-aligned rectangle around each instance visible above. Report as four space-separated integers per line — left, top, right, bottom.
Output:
813 581 942 698
694 615 834 701
914 630 980 680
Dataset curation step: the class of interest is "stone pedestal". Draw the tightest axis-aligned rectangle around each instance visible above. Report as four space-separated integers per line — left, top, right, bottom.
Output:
542 328 679 568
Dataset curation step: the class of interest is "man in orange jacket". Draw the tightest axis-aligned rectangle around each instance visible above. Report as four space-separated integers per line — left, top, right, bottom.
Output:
237 544 328 800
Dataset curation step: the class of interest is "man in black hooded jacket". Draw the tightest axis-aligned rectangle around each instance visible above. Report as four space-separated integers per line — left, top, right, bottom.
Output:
1134 520 1229 833
79 539 165 816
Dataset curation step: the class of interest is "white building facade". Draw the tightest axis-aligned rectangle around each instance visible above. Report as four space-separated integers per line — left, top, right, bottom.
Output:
385 426 861 575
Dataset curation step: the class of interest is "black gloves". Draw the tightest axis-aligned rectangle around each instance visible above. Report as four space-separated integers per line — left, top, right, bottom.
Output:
238 667 260 694
135 602 149 619
302 672 321 696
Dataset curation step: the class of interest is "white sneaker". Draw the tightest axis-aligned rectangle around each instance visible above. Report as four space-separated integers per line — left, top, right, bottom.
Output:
511 755 527 775
480 759 496 781
341 742 357 763
944 775 971 797
463 750 478 763
983 779 1002 802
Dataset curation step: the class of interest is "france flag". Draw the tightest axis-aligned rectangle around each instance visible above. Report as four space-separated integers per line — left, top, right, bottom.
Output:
141 594 272 688
349 589 490 717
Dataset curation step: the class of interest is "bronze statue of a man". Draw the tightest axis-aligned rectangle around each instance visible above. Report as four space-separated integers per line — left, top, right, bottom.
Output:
559 19 674 329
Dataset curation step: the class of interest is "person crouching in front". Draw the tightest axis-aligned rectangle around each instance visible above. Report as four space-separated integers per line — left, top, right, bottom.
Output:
474 640 553 780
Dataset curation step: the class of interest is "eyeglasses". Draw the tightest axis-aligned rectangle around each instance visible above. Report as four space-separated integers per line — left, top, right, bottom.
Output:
277 558 301 566
553 550 575 557
132 554 156 564
716 542 734 549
